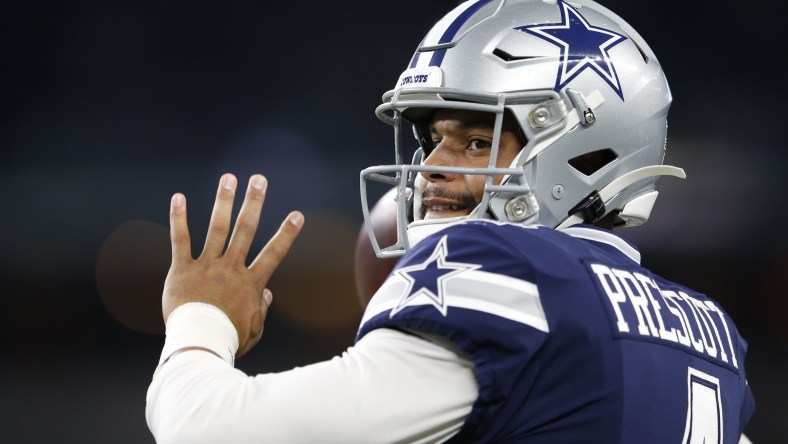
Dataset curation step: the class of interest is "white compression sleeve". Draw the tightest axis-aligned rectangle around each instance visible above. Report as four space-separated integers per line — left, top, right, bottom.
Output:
158 302 239 367
146 326 477 444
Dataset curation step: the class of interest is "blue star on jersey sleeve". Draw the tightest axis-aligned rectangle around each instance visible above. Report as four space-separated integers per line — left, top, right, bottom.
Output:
391 235 480 317
516 0 628 100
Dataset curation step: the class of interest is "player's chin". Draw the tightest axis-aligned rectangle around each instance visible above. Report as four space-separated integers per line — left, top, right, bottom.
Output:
423 209 471 220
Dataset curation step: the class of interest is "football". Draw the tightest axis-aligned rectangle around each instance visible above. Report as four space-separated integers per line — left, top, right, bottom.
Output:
354 188 399 307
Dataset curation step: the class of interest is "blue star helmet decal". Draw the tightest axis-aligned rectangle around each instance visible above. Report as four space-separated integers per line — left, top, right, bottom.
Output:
391 235 480 317
517 0 628 100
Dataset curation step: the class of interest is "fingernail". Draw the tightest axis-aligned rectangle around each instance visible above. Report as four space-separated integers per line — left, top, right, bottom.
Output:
251 175 267 191
172 193 184 207
288 212 303 226
263 289 273 306
222 174 237 190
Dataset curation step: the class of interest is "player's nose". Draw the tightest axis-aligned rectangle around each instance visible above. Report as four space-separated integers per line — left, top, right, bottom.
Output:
420 144 460 183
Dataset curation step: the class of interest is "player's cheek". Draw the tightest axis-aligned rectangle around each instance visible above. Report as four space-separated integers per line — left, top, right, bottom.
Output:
465 175 487 202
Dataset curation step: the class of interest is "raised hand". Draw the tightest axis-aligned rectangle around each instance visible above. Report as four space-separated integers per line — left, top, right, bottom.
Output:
162 173 304 357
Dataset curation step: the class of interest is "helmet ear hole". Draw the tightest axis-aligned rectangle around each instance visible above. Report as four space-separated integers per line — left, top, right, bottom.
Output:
406 114 436 155
413 120 435 154
568 149 617 176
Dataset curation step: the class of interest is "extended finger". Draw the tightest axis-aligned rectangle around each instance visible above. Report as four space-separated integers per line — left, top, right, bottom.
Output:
226 174 267 261
201 174 237 258
169 193 192 263
250 211 304 281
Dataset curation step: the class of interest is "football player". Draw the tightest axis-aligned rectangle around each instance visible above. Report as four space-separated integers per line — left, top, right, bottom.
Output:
147 1 754 442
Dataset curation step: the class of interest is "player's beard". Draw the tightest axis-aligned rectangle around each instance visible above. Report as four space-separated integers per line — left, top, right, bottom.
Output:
418 186 478 220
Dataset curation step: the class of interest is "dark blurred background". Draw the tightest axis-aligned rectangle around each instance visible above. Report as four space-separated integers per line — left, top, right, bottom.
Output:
1 0 785 442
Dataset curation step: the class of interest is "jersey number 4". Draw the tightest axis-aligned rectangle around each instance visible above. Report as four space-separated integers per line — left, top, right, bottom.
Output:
682 367 722 444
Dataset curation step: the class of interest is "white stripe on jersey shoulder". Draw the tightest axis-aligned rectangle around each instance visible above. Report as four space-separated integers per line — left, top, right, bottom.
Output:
360 268 548 333
560 226 641 264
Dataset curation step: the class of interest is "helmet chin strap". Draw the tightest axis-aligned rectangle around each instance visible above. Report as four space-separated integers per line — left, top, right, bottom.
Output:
555 165 686 230
412 174 425 222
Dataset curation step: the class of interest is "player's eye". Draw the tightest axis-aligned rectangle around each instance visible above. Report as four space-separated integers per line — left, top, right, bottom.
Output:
468 139 492 151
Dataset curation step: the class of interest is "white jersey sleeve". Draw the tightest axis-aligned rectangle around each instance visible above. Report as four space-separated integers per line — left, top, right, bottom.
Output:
146 303 477 444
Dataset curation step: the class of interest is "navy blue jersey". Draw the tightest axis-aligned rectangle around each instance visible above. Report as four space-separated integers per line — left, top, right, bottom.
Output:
356 221 754 443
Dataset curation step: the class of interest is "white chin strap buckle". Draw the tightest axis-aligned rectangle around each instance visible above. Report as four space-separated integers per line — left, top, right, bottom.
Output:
556 165 686 229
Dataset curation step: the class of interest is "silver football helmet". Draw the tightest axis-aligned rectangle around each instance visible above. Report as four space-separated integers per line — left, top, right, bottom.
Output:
361 0 685 258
